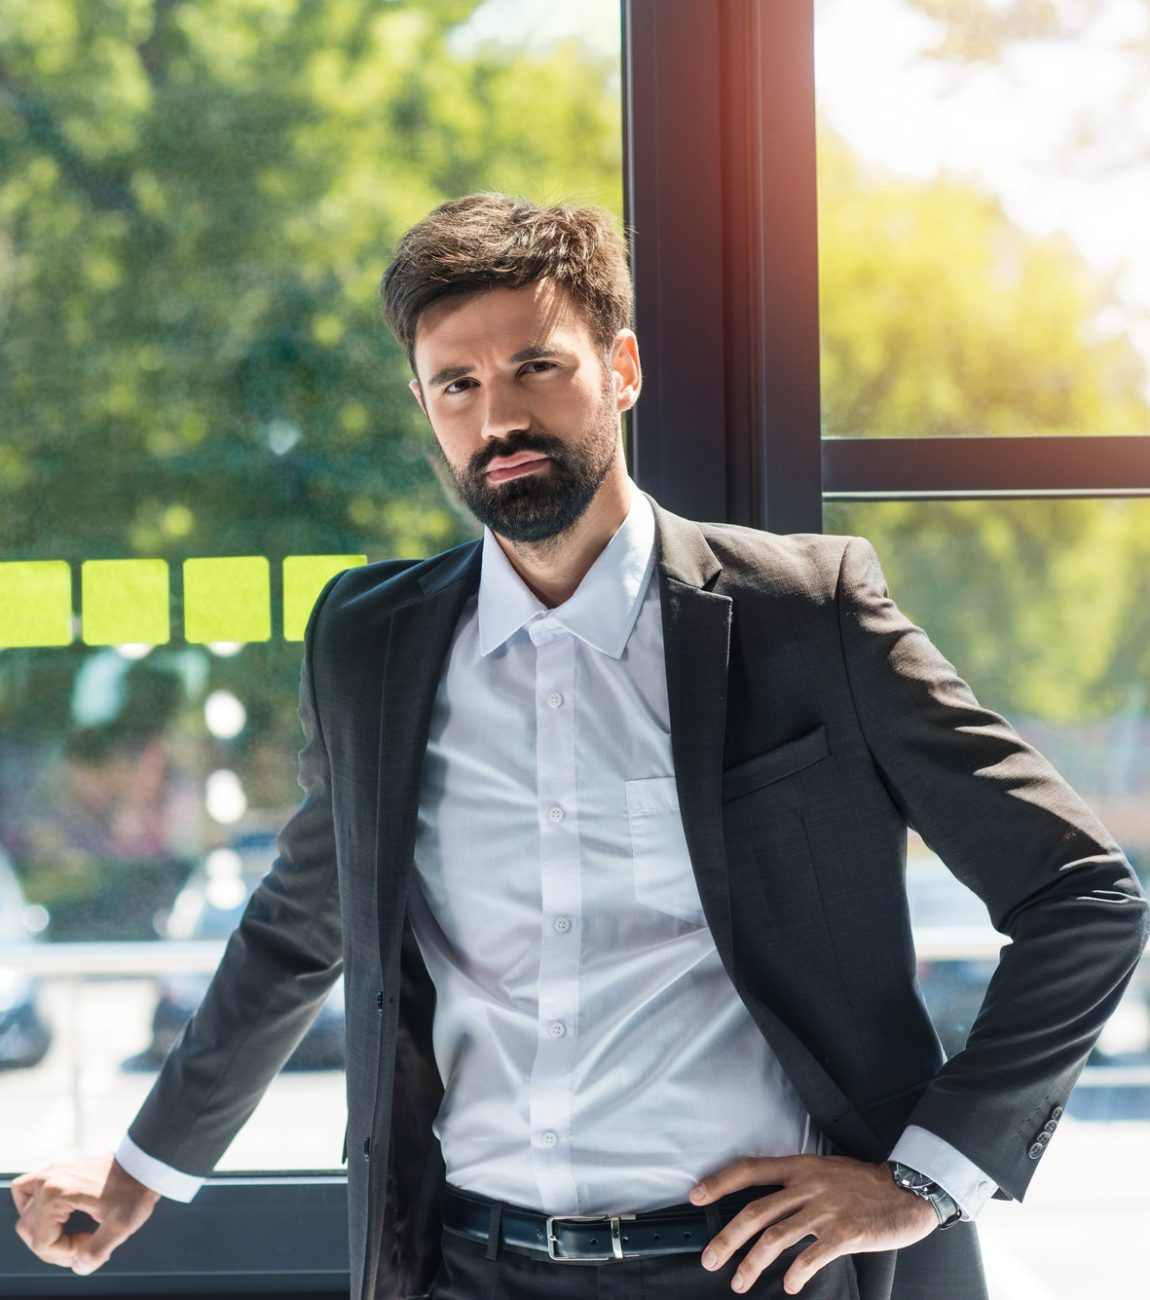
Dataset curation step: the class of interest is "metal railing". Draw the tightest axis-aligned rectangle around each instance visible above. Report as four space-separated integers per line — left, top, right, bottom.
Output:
0 938 227 975
2 931 1149 1099
0 926 1011 974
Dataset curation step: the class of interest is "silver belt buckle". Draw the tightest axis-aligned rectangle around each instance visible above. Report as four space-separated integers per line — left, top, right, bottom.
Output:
545 1212 636 1262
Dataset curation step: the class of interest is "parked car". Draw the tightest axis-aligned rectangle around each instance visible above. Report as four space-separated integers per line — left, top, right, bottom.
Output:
0 847 52 1069
146 831 345 1070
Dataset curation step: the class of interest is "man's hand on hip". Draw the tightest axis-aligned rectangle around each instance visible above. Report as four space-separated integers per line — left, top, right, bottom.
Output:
691 1153 939 1295
11 1152 161 1275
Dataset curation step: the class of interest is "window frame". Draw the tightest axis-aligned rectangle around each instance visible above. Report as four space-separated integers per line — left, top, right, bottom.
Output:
5 1 1148 1295
625 1 1150 521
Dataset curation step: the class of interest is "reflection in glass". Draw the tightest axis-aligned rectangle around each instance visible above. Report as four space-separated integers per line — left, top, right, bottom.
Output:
0 0 622 1176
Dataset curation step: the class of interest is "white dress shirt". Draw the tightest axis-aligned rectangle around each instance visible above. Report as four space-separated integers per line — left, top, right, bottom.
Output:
117 479 996 1219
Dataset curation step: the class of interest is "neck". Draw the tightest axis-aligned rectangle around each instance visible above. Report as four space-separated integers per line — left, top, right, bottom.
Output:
494 465 632 608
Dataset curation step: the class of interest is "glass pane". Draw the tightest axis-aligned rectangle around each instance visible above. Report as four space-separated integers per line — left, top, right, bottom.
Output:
825 497 1150 1299
815 0 1150 437
0 0 622 1178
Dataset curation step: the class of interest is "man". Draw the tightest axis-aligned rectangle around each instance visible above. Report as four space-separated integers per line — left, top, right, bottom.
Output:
13 194 1149 1299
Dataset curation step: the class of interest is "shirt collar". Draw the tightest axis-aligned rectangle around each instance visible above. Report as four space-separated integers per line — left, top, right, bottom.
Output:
477 479 656 660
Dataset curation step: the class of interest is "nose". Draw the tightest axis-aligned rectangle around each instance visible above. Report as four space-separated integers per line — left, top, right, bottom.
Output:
480 381 531 441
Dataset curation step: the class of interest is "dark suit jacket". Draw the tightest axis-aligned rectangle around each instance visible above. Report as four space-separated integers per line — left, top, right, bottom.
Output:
128 495 1148 1300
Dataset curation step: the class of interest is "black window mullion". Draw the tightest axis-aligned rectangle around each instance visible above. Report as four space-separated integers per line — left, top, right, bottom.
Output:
624 0 822 533
822 436 1150 499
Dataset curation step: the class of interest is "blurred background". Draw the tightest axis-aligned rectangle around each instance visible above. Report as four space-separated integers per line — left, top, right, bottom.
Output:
1 2 1149 1296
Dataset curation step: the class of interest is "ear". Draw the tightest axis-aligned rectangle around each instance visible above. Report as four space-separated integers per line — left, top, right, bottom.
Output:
409 376 428 418
609 330 642 412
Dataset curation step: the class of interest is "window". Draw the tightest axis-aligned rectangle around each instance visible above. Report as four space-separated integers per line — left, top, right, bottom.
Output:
815 5 1150 1297
1 0 622 1291
3 2 1144 1296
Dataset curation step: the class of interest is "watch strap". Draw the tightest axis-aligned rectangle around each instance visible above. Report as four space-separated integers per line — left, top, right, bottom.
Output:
888 1160 962 1230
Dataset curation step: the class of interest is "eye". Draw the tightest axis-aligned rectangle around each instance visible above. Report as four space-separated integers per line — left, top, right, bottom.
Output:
521 360 557 376
443 377 476 395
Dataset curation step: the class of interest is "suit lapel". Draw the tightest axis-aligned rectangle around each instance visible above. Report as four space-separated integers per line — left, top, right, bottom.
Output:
375 541 482 947
648 496 736 954
648 497 887 1161
373 502 736 953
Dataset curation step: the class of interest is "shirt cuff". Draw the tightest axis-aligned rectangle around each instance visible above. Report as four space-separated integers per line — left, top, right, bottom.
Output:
115 1133 204 1203
889 1124 998 1220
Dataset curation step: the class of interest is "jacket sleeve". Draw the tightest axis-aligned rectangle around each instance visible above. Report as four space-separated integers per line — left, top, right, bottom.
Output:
126 585 344 1176
836 536 1148 1202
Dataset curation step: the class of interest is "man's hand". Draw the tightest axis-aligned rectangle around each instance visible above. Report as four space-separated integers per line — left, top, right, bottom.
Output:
691 1154 939 1295
11 1153 161 1275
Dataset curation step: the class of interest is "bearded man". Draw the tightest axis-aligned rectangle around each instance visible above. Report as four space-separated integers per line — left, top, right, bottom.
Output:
13 193 1147 1300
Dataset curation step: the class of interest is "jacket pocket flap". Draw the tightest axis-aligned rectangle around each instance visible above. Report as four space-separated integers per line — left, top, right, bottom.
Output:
722 725 830 801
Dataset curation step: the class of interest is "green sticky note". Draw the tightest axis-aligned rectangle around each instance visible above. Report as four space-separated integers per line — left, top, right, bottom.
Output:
0 561 73 647
183 556 271 644
82 559 170 646
283 555 366 641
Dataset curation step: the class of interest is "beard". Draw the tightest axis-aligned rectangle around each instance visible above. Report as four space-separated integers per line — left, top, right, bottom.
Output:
435 378 621 544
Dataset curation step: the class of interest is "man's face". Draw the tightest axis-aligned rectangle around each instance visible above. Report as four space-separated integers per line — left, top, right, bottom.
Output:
410 281 638 543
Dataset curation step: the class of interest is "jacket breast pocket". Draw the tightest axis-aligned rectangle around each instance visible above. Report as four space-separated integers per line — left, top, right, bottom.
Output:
625 775 707 926
721 725 830 803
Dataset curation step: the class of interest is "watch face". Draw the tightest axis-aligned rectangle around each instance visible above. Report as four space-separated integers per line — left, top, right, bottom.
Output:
890 1162 930 1191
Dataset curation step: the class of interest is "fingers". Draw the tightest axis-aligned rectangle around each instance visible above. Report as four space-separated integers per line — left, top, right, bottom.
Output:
690 1155 799 1204
783 1241 840 1296
13 1204 82 1270
12 1154 155 1275
736 1226 822 1294
11 1172 39 1216
71 1214 140 1275
701 1188 805 1267
707 1222 816 1293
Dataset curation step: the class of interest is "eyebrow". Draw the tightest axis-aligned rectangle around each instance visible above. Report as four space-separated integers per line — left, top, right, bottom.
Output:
426 344 567 391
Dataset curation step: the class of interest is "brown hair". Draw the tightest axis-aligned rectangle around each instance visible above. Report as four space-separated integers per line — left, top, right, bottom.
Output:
381 192 633 372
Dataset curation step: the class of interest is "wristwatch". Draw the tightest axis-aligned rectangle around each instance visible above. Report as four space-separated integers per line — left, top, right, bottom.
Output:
887 1161 962 1230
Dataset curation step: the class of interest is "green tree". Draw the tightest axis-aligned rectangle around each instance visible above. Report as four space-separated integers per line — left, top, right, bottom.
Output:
818 130 1149 439
818 130 1150 727
0 0 622 912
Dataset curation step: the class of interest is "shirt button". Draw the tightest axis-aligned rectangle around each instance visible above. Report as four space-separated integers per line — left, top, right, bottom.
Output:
547 805 565 823
548 1021 566 1039
547 692 564 709
541 1131 559 1149
542 617 559 630
553 916 572 934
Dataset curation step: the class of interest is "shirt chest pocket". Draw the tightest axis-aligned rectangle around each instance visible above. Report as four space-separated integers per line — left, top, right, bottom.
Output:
625 776 707 926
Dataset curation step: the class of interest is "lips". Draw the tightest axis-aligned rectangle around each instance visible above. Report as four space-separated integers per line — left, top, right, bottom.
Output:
485 455 550 482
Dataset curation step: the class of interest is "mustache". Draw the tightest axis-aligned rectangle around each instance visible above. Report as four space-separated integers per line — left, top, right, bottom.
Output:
471 433 566 475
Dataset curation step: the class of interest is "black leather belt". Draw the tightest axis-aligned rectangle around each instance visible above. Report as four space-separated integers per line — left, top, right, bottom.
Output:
442 1183 772 1264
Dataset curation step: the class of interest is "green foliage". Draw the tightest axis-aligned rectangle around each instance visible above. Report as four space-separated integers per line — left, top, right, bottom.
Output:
818 130 1150 438
818 126 1150 729
0 0 622 569
823 498 1150 725
2 0 1147 904
0 0 623 897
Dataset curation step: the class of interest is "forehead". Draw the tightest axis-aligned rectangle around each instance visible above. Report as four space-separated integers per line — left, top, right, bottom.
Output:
412 281 595 368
